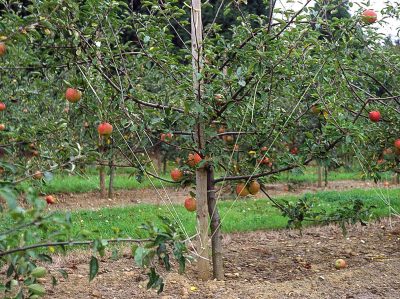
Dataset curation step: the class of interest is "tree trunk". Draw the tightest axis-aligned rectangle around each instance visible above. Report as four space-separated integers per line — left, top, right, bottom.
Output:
108 151 115 199
393 173 399 185
99 136 107 198
162 156 167 175
317 163 322 188
207 166 224 280
99 165 106 198
191 0 210 280
324 165 328 187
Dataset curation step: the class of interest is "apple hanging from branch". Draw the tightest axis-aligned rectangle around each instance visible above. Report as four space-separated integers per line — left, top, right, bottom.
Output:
361 9 377 24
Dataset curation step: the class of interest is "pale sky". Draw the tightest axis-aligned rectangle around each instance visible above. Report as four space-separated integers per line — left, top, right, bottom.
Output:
275 0 400 39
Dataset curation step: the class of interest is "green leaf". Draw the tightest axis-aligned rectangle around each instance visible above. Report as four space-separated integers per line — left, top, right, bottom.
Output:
28 284 45 296
89 256 99 282
134 247 149 267
31 267 47 278
147 267 164 294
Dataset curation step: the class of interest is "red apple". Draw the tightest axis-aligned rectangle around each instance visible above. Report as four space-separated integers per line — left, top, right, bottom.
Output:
160 132 173 142
0 124 5 131
45 195 56 204
0 42 6 56
290 147 299 155
170 168 183 182
334 259 347 269
368 110 381 122
0 102 6 111
97 122 113 136
394 139 400 150
260 157 271 166
383 181 390 188
184 197 196 212
65 88 82 103
361 9 377 24
187 153 202 167
236 183 250 197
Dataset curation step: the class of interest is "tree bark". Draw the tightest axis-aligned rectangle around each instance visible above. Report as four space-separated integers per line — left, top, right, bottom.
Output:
324 165 328 187
207 165 224 280
191 0 210 280
317 163 322 188
99 165 106 198
99 136 107 198
108 150 115 199
393 173 399 185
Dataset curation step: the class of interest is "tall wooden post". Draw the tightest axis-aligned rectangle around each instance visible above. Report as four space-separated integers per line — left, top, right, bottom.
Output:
317 163 322 188
191 0 210 280
207 166 224 279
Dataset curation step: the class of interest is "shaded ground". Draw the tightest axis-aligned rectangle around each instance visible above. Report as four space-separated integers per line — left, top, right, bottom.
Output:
51 180 384 211
42 219 400 299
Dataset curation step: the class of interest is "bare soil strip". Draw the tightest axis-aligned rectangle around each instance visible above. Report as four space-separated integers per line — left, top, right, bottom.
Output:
40 219 400 299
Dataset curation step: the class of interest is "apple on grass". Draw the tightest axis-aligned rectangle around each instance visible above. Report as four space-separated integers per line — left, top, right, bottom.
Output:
65 88 82 103
0 42 6 56
97 122 113 136
0 124 5 131
0 102 6 111
368 110 381 122
394 139 400 150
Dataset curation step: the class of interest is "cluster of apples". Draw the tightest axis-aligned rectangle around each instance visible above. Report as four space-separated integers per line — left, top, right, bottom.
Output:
169 153 203 212
236 180 260 197
170 152 203 182
65 87 113 136
368 110 400 156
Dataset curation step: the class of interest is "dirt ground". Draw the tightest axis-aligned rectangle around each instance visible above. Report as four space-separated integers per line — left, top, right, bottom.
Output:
40 218 400 299
51 180 382 211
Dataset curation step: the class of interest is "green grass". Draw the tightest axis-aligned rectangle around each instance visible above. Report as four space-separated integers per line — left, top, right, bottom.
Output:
65 188 400 239
1 188 399 253
23 166 396 195
23 173 174 194
274 167 394 184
